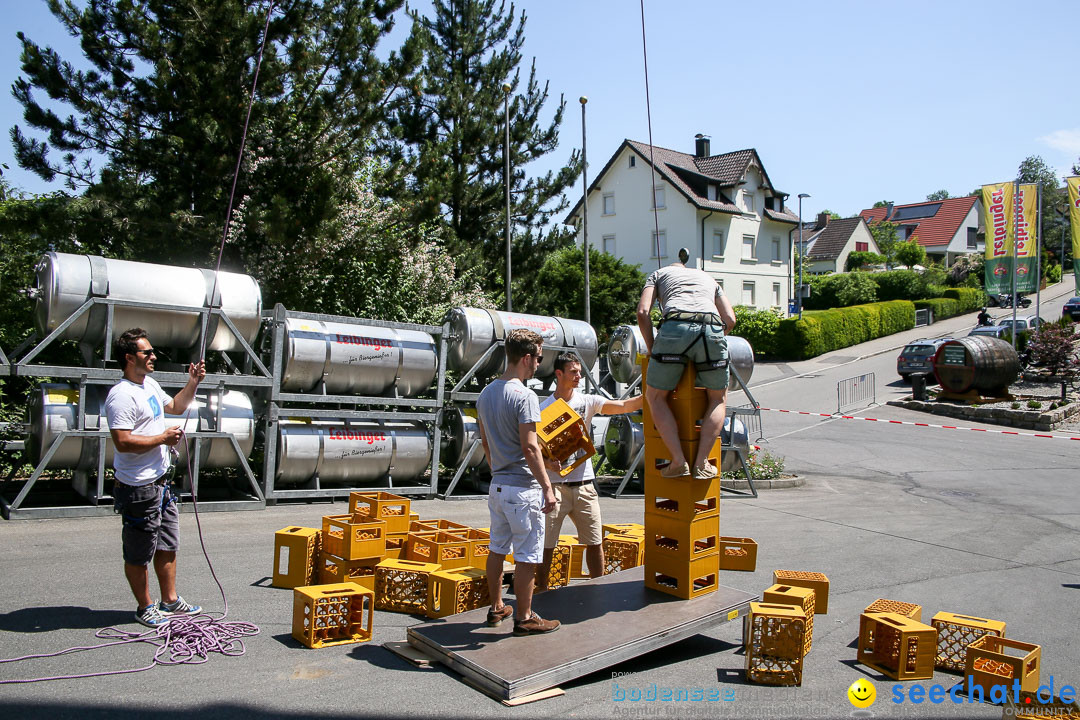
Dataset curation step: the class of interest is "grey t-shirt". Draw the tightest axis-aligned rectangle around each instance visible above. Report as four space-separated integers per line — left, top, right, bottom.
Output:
645 265 723 315
477 378 541 488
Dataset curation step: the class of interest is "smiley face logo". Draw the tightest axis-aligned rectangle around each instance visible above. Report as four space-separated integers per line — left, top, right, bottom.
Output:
847 678 876 708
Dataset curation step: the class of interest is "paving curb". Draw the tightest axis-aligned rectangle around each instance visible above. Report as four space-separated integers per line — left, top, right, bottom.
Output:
722 474 804 491
886 398 1080 431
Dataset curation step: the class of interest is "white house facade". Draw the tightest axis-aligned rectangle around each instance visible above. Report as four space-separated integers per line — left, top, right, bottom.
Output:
565 137 799 312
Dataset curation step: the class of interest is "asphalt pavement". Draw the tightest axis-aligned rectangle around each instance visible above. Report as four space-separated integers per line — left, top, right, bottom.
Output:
1 282 1078 719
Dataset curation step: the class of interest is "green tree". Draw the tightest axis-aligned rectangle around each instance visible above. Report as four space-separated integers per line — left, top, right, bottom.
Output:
533 246 646 343
388 0 580 302
895 237 927 269
926 189 950 201
820 209 842 220
1018 155 1070 269
870 219 899 268
11 0 419 294
872 200 894 208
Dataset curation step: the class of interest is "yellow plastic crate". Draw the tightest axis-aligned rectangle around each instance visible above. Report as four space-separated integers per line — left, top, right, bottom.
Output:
321 515 386 561
643 436 721 478
556 535 588 578
602 523 644 537
965 635 1041 695
547 545 572 589
644 474 719 522
858 612 937 681
644 512 719 562
349 491 411 533
717 536 757 571
383 532 408 560
375 558 441 614
644 551 719 600
273 526 320 589
318 552 379 591
409 518 471 534
745 602 806 686
538 399 595 477
406 530 471 570
762 584 815 655
292 583 373 649
602 533 645 574
865 598 922 622
427 567 490 618
772 570 830 614
462 528 491 567
930 611 1006 672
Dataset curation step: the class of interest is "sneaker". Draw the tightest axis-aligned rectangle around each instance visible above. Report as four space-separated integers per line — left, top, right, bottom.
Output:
136 602 172 628
660 461 690 478
160 596 202 616
692 462 718 480
513 612 560 636
486 604 514 627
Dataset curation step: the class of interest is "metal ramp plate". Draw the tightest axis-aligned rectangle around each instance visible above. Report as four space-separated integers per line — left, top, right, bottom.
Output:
406 566 756 701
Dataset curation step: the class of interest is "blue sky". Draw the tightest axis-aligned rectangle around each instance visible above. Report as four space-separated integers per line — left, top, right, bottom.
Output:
4 0 1078 223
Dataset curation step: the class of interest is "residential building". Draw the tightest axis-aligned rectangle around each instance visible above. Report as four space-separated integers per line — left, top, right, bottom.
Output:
564 136 799 312
858 196 982 267
801 213 879 274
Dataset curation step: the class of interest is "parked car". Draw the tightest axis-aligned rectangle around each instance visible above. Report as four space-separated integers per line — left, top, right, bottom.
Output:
1062 296 1080 321
968 325 1009 339
996 315 1048 334
897 337 952 380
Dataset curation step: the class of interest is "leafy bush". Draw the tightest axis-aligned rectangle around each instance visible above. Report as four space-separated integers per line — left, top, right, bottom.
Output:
914 298 960 320
895 238 927 268
722 447 786 480
1047 264 1063 283
773 300 915 360
1027 319 1080 377
1027 400 1042 410
804 272 878 310
947 253 985 288
845 251 885 272
941 287 984 313
731 306 783 356
870 270 928 301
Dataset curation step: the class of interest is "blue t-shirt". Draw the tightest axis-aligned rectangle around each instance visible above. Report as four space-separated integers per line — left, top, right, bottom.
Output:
477 378 541 488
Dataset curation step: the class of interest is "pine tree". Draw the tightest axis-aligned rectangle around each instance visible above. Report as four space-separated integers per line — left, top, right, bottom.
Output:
10 0 419 276
388 0 581 308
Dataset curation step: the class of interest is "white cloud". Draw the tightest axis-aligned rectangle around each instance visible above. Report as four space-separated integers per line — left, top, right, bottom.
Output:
1039 128 1080 155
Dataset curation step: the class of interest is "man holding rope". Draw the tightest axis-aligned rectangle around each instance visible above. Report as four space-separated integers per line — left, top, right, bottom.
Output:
105 328 206 628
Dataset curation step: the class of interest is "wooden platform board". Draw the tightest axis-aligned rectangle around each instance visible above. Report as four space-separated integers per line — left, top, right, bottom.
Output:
407 566 757 701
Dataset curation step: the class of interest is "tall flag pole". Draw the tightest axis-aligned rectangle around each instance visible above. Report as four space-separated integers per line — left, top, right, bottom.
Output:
1068 177 1080 294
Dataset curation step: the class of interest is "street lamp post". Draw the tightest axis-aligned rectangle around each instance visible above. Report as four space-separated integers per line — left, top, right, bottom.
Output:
503 82 512 311
580 96 590 326
797 193 810 319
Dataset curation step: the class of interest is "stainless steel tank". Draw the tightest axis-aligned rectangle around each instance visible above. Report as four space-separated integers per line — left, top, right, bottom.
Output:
280 318 437 396
28 383 256 470
275 419 432 485
444 307 597 378
33 252 262 352
440 408 487 469
606 324 755 386
604 415 749 472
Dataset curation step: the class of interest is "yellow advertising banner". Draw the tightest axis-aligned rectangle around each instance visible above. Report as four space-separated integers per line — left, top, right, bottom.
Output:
982 183 1013 294
1014 183 1038 292
1068 177 1080 293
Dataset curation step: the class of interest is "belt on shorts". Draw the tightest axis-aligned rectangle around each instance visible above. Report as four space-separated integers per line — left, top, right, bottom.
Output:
662 311 721 324
559 480 592 488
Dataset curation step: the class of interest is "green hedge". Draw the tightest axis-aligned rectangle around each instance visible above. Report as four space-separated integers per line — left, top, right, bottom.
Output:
731 305 783 356
774 300 915 360
869 270 928 301
940 287 983 313
914 298 960 320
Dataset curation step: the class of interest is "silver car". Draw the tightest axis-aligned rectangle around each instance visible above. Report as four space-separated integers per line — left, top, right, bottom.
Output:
996 315 1048 334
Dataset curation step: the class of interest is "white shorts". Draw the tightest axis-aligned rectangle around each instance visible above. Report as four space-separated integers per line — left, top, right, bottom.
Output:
544 482 603 548
487 483 544 564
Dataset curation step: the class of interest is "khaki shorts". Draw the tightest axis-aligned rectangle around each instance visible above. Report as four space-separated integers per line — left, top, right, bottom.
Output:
544 482 602 548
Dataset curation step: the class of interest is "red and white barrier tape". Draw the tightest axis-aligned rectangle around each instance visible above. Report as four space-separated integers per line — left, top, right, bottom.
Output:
759 407 1080 442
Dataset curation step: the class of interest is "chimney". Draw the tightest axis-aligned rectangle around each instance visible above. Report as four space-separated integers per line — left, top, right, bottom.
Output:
816 212 830 229
885 202 894 220
694 133 710 158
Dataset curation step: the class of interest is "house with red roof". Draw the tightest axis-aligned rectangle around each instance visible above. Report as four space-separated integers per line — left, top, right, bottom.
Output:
801 213 879 274
858 196 982 267
564 136 799 311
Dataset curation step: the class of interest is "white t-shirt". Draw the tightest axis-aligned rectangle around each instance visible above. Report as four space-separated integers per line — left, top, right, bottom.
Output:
539 390 606 485
644 265 723 315
104 376 172 486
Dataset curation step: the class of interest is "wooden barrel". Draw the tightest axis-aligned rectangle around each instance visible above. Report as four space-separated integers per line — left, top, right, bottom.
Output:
932 337 1019 394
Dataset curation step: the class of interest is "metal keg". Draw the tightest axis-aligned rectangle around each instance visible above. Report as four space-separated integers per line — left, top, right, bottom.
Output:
444 307 597 378
604 415 748 472
275 419 432 485
28 383 256 470
32 252 262 352
932 336 1020 394
605 324 755 386
440 407 487 469
280 318 437 396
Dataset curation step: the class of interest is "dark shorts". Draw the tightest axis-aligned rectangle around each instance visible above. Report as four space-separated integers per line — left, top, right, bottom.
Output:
646 320 730 391
114 480 180 565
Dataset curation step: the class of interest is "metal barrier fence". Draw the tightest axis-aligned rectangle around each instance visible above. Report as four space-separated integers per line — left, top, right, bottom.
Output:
837 372 876 414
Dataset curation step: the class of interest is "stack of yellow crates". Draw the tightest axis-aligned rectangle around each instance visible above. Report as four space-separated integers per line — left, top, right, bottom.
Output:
641 361 721 599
